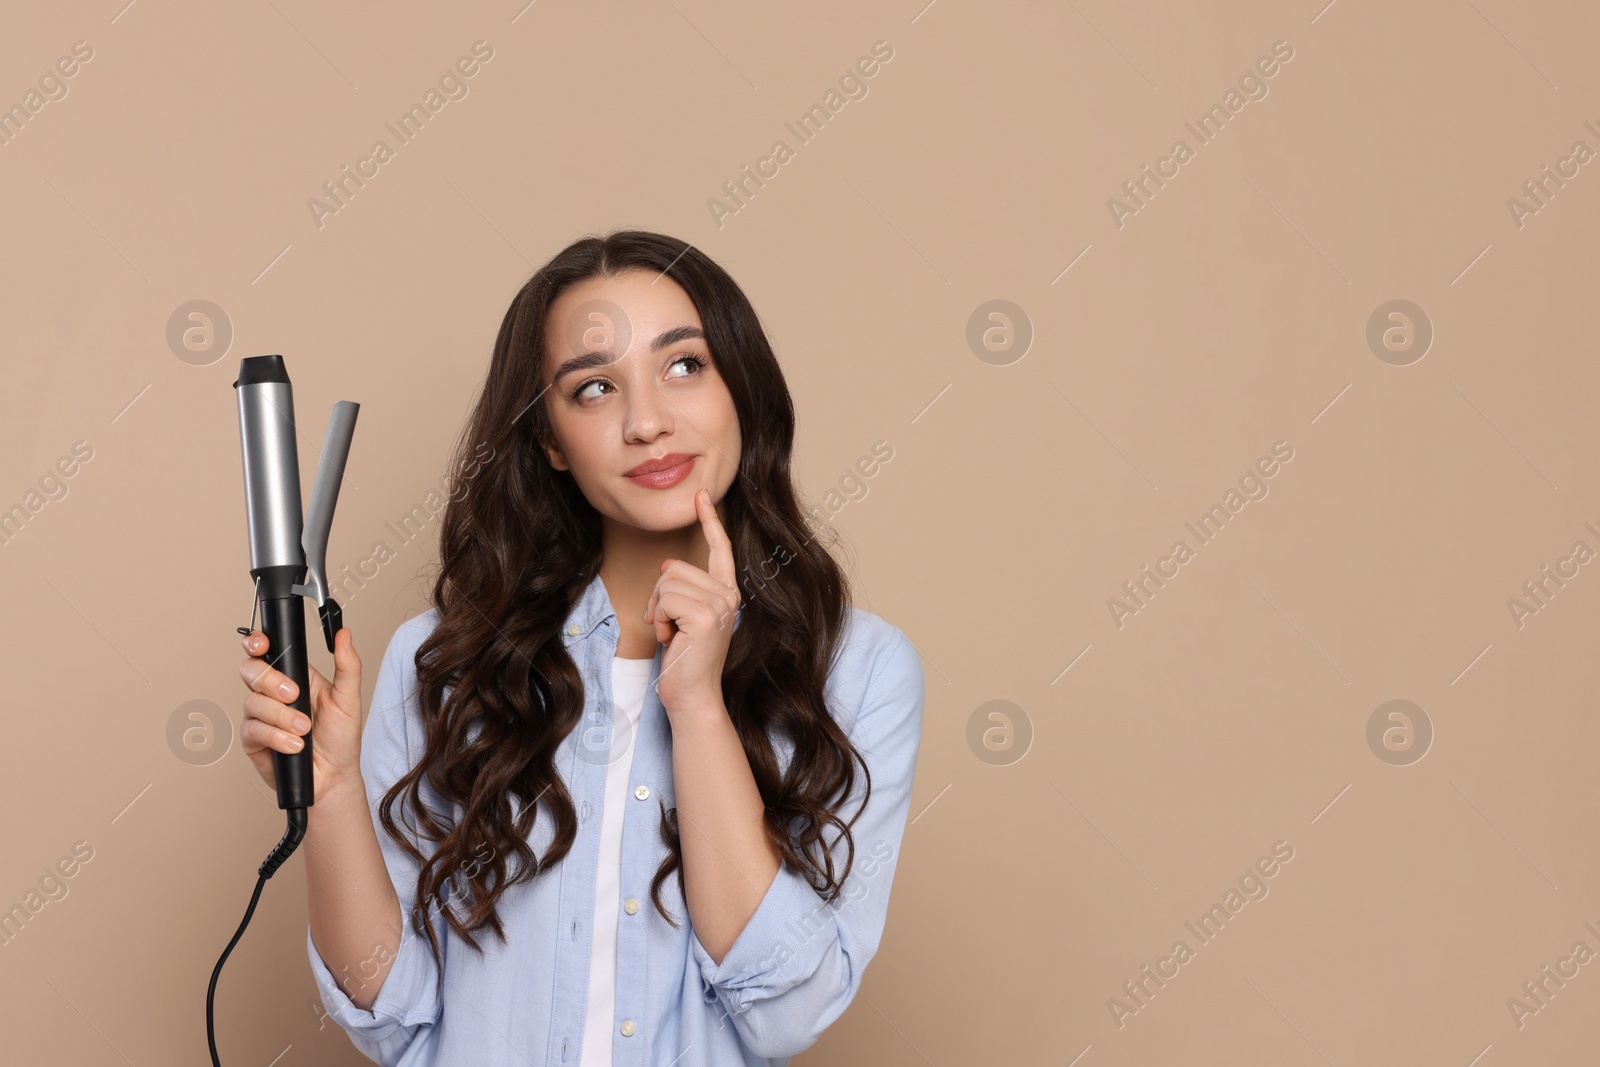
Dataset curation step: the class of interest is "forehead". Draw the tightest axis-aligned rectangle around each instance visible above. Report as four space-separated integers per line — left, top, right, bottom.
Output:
544 269 703 367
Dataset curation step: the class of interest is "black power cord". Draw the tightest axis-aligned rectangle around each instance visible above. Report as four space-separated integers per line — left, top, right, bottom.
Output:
207 807 308 1066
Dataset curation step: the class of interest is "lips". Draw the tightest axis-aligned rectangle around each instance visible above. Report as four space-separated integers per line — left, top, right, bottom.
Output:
623 452 697 489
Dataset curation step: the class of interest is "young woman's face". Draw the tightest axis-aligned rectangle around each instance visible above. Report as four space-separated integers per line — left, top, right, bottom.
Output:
539 269 742 533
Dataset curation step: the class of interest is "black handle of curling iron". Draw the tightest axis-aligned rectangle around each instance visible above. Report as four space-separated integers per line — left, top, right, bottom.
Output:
260 593 314 811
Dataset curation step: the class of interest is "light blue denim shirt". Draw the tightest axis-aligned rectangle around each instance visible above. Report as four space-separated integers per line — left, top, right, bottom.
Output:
307 572 925 1066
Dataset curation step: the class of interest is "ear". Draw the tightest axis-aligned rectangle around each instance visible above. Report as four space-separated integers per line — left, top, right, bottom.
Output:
542 437 570 471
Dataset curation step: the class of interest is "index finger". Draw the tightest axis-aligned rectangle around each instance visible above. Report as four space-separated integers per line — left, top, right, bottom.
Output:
240 634 298 701
696 489 736 588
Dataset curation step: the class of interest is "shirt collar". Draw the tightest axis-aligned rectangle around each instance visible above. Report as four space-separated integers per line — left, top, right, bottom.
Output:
560 572 616 643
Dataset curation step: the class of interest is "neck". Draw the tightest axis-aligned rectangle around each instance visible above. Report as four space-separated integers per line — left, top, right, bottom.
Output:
598 516 709 657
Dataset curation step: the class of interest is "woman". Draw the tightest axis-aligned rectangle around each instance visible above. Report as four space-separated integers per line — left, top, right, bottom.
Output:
237 230 924 1066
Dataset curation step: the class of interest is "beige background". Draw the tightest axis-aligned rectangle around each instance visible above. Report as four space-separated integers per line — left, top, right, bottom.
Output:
1 0 1597 1063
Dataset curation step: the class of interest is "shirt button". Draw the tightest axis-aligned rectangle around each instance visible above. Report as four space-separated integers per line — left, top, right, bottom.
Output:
634 784 649 800
624 898 639 915
619 1020 636 1037
566 624 581 636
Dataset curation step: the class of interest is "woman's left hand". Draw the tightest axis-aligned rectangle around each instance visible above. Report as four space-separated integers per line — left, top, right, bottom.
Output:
647 488 741 720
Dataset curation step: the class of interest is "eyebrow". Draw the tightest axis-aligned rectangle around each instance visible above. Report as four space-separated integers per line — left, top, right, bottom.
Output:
550 325 706 384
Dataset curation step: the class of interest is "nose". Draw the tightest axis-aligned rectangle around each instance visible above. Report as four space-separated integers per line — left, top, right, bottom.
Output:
623 381 673 444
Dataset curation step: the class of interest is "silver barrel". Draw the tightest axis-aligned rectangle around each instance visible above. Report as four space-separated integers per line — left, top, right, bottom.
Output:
234 355 305 575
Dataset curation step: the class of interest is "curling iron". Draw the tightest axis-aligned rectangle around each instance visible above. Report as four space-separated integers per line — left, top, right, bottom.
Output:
208 354 359 1066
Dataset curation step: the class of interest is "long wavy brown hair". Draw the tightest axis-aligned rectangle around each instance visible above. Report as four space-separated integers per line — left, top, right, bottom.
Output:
377 229 873 971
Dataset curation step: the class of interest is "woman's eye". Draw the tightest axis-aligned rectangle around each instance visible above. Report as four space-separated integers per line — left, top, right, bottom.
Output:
667 355 704 379
574 378 612 400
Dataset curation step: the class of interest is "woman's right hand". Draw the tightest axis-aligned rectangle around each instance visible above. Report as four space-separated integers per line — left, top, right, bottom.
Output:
238 627 364 800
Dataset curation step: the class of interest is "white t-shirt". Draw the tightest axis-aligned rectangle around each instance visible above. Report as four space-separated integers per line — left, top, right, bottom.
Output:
579 655 654 1067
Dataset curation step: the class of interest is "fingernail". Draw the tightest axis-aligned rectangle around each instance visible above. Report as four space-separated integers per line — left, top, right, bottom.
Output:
279 682 295 699
295 715 311 732
289 736 304 750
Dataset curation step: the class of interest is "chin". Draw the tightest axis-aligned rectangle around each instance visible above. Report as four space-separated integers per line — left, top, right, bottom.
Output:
617 489 701 532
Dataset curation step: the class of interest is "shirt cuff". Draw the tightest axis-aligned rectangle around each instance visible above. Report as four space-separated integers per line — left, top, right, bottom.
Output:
307 917 442 1035
689 860 836 1014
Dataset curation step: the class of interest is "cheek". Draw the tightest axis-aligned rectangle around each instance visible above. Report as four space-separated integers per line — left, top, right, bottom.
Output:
690 388 741 453
547 412 611 477
673 389 741 493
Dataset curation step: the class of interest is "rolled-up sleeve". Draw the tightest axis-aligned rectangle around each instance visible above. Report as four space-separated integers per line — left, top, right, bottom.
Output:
690 621 925 1059
307 613 446 1066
